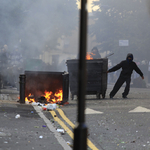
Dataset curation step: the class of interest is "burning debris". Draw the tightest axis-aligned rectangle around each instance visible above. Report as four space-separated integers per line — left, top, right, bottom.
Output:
23 89 69 111
86 47 101 60
86 52 95 60
25 90 63 104
18 71 69 106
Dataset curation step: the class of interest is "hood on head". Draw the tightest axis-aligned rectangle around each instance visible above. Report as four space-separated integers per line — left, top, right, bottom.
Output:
126 53 133 60
91 47 98 52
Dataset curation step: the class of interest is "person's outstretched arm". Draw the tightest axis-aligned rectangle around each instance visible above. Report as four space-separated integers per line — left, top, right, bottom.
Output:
107 61 123 73
134 63 144 79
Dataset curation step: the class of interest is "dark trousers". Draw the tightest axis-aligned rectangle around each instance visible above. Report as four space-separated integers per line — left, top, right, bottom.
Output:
110 75 131 98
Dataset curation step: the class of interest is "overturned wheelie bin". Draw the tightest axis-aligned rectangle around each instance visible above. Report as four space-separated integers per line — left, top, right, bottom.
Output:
66 58 108 100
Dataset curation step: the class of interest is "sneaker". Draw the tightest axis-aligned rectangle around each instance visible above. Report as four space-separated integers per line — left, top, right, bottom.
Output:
109 95 113 99
122 95 127 99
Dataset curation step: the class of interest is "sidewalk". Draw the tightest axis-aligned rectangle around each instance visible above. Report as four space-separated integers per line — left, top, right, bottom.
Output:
0 88 72 150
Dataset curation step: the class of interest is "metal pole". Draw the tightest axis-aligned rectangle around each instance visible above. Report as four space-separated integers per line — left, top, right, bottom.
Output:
73 0 88 149
19 74 26 104
0 74 1 94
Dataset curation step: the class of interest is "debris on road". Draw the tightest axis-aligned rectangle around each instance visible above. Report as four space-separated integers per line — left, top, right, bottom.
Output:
39 135 43 139
57 129 65 134
15 114 20 119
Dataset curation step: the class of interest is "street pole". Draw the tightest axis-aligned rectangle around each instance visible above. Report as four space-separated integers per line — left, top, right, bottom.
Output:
73 0 88 150
19 74 26 104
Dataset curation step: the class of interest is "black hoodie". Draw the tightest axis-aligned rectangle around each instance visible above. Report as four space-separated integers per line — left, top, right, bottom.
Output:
108 53 143 78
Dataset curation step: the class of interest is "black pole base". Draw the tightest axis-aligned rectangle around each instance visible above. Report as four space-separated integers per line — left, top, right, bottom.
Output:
19 74 26 104
73 123 88 150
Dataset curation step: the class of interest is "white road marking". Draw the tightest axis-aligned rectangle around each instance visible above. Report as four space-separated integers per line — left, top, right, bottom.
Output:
85 108 103 114
33 106 71 150
129 106 150 113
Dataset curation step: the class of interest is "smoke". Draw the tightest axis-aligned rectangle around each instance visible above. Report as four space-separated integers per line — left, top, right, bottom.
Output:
146 0 150 16
0 0 78 88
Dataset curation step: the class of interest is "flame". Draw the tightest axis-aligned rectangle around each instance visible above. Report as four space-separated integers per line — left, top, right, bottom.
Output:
43 90 62 103
25 90 63 104
86 52 95 60
25 93 35 103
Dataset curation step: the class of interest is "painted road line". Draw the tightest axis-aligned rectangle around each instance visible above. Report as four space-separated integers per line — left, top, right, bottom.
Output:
85 108 103 114
51 108 99 150
50 110 74 139
57 109 75 128
129 106 150 113
33 106 71 150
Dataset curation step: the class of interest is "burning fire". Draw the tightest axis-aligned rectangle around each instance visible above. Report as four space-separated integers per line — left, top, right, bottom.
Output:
86 52 95 60
25 90 63 104
44 90 62 103
25 93 35 103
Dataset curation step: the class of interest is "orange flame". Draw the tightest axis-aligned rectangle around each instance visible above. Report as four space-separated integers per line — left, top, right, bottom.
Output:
25 90 63 104
25 93 35 103
86 52 95 60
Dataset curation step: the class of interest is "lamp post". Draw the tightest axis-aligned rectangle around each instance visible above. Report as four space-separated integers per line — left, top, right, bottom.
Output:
73 0 88 150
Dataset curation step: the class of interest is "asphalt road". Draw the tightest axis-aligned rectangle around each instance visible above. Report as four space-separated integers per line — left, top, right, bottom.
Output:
0 85 150 150
43 85 150 150
0 103 71 150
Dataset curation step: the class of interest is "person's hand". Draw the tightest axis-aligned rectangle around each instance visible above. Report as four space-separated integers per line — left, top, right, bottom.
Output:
142 76 144 79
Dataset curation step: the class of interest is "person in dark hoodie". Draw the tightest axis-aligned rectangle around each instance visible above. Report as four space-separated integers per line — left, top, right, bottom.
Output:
91 47 101 59
107 53 144 99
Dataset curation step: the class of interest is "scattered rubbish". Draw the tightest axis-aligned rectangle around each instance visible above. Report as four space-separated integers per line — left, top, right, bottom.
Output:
42 125 46 128
25 101 29 104
66 141 71 145
0 132 11 137
31 102 38 106
4 141 8 143
15 114 20 119
38 106 43 111
39 135 43 139
25 100 63 111
4 114 7 117
42 106 47 111
50 119 54 123
66 141 73 148
31 111 34 113
0 132 6 137
57 129 65 134
62 102 69 106
34 126 39 128
121 141 125 144
38 103 45 107
47 104 58 110
32 102 45 106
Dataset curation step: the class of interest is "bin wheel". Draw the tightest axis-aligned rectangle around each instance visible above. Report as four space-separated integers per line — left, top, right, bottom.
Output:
102 95 105 99
102 92 106 99
96 93 101 99
71 94 74 100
